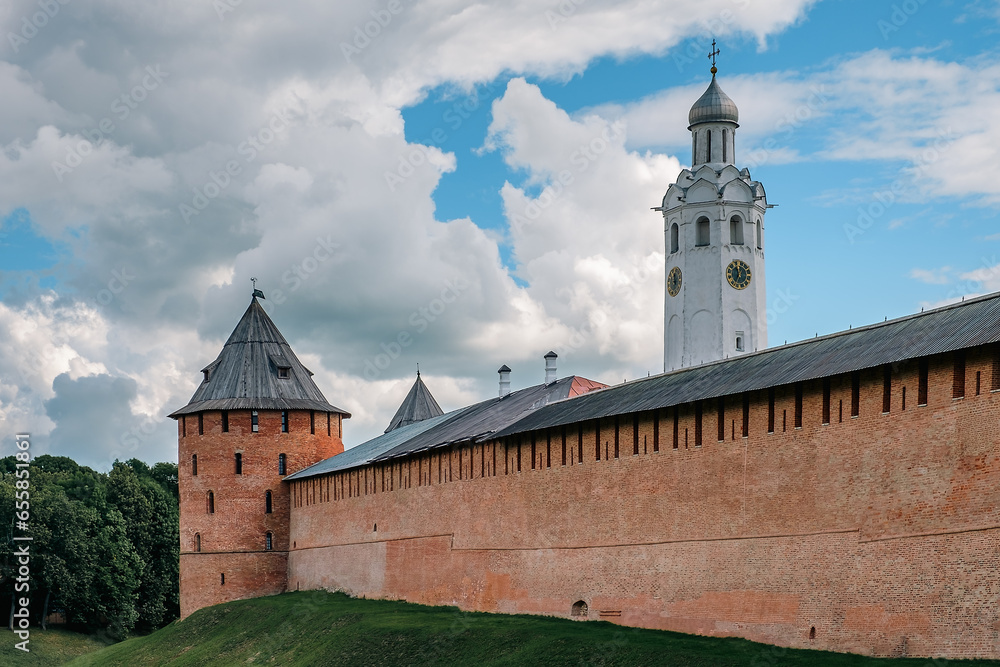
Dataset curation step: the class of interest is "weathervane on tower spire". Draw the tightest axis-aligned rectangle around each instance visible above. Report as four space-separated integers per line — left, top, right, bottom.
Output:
251 277 265 300
708 39 720 76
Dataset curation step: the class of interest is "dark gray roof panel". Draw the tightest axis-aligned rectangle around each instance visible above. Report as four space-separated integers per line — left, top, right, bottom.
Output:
385 373 444 432
169 297 349 418
494 292 1000 438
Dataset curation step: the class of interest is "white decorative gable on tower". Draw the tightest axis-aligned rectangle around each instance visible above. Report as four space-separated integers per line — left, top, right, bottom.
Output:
658 64 768 371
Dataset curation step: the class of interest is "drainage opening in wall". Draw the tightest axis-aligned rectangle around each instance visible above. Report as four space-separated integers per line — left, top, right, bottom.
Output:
810 626 816 640
571 600 588 618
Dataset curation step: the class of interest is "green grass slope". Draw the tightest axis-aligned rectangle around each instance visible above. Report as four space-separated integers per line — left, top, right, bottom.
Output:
0 627 111 666
66 591 1000 667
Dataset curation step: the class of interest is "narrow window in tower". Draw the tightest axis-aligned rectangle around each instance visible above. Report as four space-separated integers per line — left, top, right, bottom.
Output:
595 420 601 461
696 217 710 246
993 344 1000 390
633 414 642 456
182 416 186 438
562 426 567 466
653 410 660 452
195 533 201 552
670 223 679 253
310 410 315 435
883 366 892 413
281 411 289 433
756 219 762 249
265 490 272 514
220 573 225 585
742 394 750 438
706 129 713 161
838 400 843 423
767 388 775 433
235 452 243 475
546 432 551 468
902 386 907 410
577 424 583 464
695 402 703 447
221 411 229 433
251 410 259 433
735 332 745 353
692 133 697 164
850 373 860 417
265 532 273 551
722 128 728 162
192 454 198 476
531 434 536 470
673 408 679 449
782 409 787 432
918 360 929 405
613 416 620 459
198 413 204 435
277 366 289 379
717 398 725 442
976 370 982 396
207 491 215 514
822 379 831 425
278 453 287 475
794 385 803 428
730 216 743 245
953 351 966 399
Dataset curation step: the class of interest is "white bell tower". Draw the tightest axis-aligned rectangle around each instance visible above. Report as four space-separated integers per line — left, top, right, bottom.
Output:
657 47 768 371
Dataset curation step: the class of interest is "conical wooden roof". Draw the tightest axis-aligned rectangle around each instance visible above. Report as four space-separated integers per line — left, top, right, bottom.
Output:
384 371 443 432
169 297 349 417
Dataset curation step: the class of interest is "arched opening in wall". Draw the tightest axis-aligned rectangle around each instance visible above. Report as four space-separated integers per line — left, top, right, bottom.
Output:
696 217 710 246
722 128 728 162
373 523 377 532
235 452 243 475
207 491 215 514
756 219 762 249
192 454 197 476
265 490 273 514
195 533 201 552
265 532 273 551
809 626 816 640
706 129 712 161
571 600 588 618
278 453 287 475
670 223 679 253
729 215 744 245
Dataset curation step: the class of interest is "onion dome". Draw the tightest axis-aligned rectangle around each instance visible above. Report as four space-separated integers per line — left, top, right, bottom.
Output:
688 75 739 127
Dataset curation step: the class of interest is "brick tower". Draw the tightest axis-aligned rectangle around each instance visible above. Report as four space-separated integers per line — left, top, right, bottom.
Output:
169 294 349 619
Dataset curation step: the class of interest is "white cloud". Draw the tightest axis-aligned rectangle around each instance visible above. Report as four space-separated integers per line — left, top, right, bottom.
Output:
909 267 953 285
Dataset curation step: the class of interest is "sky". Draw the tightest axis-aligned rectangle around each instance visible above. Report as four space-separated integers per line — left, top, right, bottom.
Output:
2 0 1000 470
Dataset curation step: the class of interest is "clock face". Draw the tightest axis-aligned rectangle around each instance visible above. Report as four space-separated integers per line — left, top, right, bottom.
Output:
726 260 752 290
667 266 682 297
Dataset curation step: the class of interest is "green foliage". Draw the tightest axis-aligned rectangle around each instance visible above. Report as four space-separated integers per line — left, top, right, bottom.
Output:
0 455 179 640
66 591 1000 667
0 627 113 666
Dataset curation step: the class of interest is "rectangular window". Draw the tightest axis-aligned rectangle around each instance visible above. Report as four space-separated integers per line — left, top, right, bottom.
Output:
976 370 981 396
883 366 892 413
822 379 831 425
613 416 619 459
653 410 660 452
235 452 243 475
562 427 567 466
717 398 725 442
192 454 198 476
794 385 803 428
902 386 907 411
782 409 787 432
767 388 775 434
742 394 749 438
633 415 639 455
182 416 186 438
695 402 703 447
281 411 289 433
251 410 259 433
851 373 860 417
577 424 583 464
953 351 966 399
673 408 679 450
278 453 286 475
993 345 1000 390
327 413 331 436
546 432 551 468
310 410 315 434
198 413 204 435
918 359 929 406
221 411 229 433
531 434 536 470
595 420 601 461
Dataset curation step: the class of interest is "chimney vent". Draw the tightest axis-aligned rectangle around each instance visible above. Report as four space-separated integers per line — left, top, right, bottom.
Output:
498 365 511 397
544 351 558 385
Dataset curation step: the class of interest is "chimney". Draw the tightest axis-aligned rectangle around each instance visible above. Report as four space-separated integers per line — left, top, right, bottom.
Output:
544 351 558 385
498 365 511 397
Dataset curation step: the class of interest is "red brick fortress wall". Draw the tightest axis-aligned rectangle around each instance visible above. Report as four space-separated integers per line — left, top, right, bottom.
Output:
287 345 1000 658
178 409 343 619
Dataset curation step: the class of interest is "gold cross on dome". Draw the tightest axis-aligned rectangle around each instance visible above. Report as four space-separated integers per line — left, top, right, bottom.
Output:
708 39 720 73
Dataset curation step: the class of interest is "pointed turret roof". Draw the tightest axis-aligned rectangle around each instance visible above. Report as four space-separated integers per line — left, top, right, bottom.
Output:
688 75 739 127
384 371 443 433
169 296 349 417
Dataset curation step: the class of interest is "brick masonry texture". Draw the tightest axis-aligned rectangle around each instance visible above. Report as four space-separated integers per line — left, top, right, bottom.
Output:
280 346 1000 659
178 408 343 619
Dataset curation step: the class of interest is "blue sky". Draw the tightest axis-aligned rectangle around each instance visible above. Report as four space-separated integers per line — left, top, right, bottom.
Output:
2 0 1000 468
